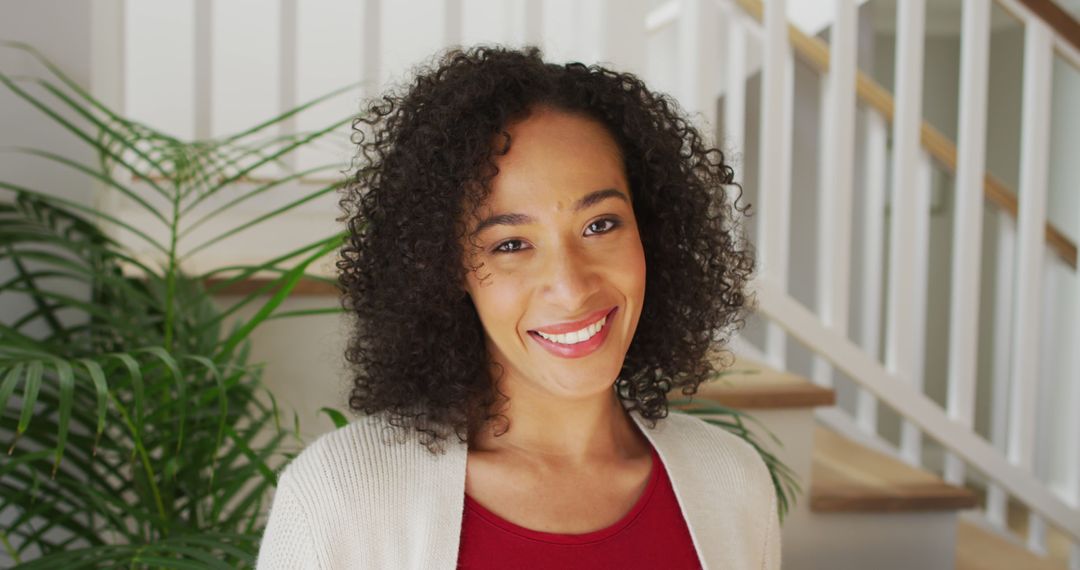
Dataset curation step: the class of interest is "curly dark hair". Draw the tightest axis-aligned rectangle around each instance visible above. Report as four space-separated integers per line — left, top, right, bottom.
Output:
336 45 756 453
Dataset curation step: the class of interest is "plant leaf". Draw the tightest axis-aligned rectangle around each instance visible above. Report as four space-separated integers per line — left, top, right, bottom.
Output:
49 358 74 477
15 359 44 439
320 407 349 429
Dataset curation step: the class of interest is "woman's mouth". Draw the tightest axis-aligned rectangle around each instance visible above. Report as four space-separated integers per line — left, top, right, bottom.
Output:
527 307 617 359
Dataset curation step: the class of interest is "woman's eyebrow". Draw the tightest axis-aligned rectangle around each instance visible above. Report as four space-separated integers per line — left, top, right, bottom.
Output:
473 188 629 234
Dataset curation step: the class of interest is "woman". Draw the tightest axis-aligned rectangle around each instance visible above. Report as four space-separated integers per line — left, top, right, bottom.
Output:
257 45 780 569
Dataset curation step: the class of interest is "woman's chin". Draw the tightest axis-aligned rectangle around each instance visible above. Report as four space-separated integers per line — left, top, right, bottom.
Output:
541 367 624 400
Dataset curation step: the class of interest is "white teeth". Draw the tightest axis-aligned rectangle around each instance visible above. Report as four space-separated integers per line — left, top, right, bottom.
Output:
536 316 607 345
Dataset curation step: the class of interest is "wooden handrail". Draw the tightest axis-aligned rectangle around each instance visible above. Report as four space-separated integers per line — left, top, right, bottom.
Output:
1017 0 1080 55
735 0 1078 271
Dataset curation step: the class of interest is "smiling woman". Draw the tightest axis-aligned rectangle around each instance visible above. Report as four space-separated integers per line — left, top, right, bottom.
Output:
256 46 778 569
460 107 647 403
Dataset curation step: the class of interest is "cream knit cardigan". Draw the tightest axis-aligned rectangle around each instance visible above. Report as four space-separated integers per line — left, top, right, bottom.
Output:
256 407 782 569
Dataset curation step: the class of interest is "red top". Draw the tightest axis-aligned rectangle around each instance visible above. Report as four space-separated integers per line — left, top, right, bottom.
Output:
456 444 701 569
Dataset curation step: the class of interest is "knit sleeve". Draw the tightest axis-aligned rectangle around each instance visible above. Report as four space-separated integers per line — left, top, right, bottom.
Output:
762 482 782 570
256 470 319 570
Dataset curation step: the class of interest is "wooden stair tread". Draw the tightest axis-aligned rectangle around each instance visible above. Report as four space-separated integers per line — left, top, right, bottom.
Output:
670 354 835 409
811 425 979 512
955 518 1067 570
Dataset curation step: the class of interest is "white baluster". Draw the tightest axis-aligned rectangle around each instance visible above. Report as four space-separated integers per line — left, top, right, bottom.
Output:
811 0 857 391
988 210 1016 530
993 0 1080 70
722 8 746 170
899 150 932 466
883 0 926 468
523 0 542 46
678 0 719 137
444 0 463 46
727 12 759 378
1029 512 1048 556
597 0 648 76
1073 125 1080 570
944 0 990 487
856 108 887 436
758 0 793 372
1010 17 1053 556
362 0 382 97
813 59 831 384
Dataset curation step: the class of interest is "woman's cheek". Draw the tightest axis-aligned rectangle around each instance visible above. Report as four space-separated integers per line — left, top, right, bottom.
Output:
473 264 527 310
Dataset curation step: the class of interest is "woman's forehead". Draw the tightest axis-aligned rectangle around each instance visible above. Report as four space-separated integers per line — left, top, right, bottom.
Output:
498 107 620 159
485 111 627 202
457 107 633 239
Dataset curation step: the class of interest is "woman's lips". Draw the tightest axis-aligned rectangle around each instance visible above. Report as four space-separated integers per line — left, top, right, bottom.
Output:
527 307 617 359
529 306 616 335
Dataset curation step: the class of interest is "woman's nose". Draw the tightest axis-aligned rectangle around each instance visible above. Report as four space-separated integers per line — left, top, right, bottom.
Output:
541 243 601 308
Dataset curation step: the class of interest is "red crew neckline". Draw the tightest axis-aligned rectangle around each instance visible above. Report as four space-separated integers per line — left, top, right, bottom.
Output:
463 444 662 545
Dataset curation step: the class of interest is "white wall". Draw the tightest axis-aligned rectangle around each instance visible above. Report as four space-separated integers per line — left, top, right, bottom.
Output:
0 0 110 563
0 9 99 399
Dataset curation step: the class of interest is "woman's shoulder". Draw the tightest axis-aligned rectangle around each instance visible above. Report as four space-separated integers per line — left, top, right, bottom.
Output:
271 417 371 506
652 409 775 490
654 410 781 560
275 411 466 501
259 413 469 567
662 411 783 567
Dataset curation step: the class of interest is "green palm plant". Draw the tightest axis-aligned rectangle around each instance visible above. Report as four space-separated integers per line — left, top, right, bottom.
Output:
0 40 355 568
0 40 799 568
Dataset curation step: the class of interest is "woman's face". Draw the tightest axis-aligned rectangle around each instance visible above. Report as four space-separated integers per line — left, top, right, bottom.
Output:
461 106 647 402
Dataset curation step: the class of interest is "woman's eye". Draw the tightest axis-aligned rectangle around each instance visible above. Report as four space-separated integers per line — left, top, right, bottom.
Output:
493 239 528 254
586 217 621 235
491 218 621 255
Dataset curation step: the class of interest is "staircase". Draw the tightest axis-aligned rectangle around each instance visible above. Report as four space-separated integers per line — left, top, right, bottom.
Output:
674 355 1067 569
646 0 1080 566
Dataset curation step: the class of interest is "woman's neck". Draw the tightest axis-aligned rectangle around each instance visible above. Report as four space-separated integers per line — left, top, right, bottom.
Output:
468 387 649 467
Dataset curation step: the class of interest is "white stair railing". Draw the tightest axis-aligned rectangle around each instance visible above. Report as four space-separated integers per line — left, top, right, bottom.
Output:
943 0 991 496
753 0 794 373
810 0 856 396
650 0 1079 564
855 107 887 436
1010 13 1055 553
